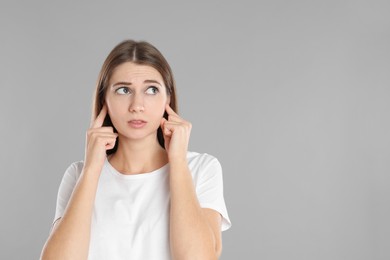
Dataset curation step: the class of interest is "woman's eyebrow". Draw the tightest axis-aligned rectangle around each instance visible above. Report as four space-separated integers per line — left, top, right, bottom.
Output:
112 81 131 87
143 79 162 86
112 80 162 87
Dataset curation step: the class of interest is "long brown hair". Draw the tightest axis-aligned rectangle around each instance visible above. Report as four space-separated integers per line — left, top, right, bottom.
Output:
91 40 178 155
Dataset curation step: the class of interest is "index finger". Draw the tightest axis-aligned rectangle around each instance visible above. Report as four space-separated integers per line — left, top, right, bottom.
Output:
92 104 108 128
165 103 178 116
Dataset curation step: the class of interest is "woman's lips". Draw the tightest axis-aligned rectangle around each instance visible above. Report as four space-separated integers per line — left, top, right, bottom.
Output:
128 120 147 128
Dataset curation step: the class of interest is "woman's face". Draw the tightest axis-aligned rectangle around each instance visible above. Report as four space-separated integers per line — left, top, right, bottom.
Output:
105 62 169 142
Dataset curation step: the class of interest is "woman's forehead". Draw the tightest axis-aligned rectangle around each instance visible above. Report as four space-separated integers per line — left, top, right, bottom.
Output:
110 62 163 84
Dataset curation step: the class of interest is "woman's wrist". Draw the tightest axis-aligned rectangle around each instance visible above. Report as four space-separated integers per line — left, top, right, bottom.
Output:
168 152 187 164
169 156 188 171
81 165 103 179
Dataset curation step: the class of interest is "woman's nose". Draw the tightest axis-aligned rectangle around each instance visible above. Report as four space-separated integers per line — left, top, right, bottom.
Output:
129 94 145 112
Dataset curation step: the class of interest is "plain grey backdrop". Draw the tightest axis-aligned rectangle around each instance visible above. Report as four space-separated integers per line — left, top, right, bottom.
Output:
1 1 389 259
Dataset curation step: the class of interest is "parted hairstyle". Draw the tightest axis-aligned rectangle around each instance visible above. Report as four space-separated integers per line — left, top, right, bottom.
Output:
91 40 178 155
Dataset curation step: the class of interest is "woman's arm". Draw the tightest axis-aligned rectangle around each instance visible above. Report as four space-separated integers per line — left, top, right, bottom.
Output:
161 104 222 260
41 105 117 260
169 161 222 260
40 168 101 260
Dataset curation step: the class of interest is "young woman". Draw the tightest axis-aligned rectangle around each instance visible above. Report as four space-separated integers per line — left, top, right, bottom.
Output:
41 40 231 260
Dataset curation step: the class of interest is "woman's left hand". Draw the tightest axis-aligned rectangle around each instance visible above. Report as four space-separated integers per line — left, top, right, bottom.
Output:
160 104 192 162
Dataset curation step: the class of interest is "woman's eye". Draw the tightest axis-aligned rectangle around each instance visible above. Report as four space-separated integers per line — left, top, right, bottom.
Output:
116 87 130 95
145 86 159 95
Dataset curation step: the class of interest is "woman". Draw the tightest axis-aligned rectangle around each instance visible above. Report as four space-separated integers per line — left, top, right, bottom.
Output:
41 40 231 260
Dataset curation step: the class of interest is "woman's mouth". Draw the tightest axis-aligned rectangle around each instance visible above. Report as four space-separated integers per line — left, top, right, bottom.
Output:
128 120 147 128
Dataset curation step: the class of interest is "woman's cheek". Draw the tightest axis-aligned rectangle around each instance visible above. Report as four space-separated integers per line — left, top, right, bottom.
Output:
105 101 120 127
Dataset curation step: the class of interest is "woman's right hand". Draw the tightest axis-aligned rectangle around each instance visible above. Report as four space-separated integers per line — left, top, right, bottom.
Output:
83 104 118 173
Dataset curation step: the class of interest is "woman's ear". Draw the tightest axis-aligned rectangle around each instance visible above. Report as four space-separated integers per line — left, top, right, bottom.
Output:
166 95 171 106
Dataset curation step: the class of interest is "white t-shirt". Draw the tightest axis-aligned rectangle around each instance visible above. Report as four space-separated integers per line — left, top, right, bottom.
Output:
54 151 231 260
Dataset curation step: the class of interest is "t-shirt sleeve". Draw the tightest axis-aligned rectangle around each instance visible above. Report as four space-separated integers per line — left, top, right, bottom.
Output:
195 156 232 231
53 161 83 224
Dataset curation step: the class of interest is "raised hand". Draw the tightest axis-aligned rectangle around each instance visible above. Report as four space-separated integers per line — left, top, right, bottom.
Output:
83 104 118 172
160 104 192 162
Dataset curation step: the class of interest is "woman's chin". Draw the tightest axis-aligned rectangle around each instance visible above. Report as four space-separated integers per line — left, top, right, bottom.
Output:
117 131 157 143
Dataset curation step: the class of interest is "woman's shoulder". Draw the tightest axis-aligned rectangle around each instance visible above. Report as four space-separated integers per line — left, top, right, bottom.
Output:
63 160 84 179
187 151 217 160
186 151 221 168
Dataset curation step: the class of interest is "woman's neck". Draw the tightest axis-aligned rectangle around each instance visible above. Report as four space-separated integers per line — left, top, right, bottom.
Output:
108 136 168 175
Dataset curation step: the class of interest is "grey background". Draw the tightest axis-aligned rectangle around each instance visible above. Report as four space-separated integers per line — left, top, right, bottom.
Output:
1 1 389 259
